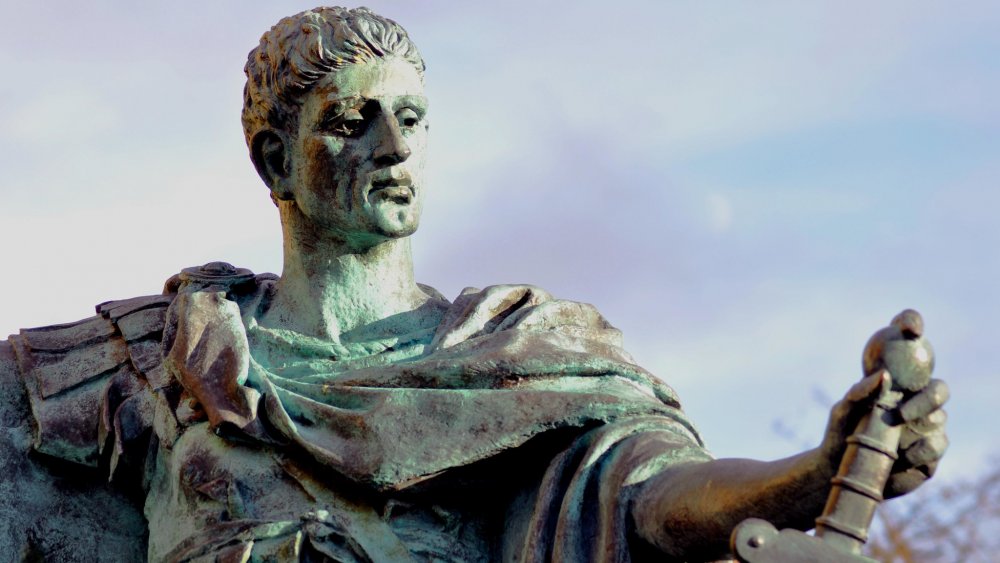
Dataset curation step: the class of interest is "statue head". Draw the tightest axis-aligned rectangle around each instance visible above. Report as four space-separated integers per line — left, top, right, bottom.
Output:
243 7 429 248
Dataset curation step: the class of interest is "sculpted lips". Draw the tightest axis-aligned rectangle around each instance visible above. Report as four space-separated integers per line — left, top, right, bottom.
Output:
368 167 414 204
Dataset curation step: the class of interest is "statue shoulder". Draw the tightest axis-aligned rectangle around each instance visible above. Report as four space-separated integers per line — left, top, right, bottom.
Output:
8 261 274 468
0 292 180 559
434 284 627 350
165 260 276 295
8 293 174 466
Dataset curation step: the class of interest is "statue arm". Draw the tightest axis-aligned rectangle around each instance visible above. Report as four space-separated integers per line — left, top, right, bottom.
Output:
631 371 948 560
632 448 834 559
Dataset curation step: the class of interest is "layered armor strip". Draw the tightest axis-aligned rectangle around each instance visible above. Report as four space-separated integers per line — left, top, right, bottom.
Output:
10 293 174 478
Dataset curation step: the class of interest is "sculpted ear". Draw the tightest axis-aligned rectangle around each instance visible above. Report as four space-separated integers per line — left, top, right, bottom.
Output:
250 130 293 200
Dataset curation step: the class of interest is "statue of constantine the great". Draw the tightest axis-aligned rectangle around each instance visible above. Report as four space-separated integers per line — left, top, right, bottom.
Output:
0 6 948 562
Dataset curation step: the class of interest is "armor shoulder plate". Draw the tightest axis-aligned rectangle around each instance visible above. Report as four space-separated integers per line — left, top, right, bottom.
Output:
10 293 174 467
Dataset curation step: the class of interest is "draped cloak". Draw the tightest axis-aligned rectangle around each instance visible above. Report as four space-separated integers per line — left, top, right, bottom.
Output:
11 269 713 562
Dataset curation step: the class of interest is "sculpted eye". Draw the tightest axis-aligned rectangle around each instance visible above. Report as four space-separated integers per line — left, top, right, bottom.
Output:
397 108 420 129
330 109 366 138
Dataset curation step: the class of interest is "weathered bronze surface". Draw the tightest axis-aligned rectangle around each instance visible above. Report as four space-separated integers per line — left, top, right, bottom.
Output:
0 7 949 562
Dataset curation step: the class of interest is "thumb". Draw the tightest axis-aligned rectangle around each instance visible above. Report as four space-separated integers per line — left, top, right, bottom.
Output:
846 369 888 404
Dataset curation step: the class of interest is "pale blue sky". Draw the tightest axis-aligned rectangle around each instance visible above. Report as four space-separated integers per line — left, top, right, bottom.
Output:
1 1 997 486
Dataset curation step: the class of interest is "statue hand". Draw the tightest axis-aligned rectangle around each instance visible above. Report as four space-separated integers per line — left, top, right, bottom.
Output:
819 371 949 498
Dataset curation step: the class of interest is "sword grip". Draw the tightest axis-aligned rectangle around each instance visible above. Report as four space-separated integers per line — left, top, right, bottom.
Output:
814 387 903 553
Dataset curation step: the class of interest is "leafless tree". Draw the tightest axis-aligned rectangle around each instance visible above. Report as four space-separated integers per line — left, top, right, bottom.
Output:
865 461 1000 562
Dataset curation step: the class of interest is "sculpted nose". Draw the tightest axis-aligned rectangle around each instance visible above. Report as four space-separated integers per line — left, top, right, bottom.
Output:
373 116 411 167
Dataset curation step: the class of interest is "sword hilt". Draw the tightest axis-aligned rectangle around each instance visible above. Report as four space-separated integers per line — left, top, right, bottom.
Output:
814 309 934 553
732 310 934 562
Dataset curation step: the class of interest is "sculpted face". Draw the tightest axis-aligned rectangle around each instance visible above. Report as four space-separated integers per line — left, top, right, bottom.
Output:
288 57 428 247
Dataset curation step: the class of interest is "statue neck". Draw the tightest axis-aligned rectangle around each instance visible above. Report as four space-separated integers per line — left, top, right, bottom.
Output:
262 215 425 342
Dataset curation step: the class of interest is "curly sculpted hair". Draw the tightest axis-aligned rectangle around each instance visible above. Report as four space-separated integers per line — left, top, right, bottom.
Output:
241 6 425 145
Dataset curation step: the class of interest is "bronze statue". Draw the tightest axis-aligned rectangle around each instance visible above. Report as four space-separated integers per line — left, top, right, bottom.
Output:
0 7 948 561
